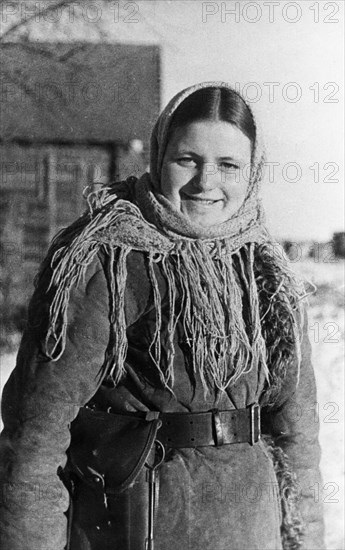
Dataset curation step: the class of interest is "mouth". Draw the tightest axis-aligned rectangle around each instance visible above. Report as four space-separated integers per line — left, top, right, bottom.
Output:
181 193 222 205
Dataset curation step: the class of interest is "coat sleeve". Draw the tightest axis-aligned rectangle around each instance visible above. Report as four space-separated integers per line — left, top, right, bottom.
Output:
265 309 325 550
0 253 146 550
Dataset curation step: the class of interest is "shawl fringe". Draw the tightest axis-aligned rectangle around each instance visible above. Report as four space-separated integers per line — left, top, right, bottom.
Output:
263 435 305 550
36 180 309 396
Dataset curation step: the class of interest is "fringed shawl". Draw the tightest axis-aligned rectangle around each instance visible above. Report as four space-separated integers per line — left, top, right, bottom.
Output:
38 82 309 404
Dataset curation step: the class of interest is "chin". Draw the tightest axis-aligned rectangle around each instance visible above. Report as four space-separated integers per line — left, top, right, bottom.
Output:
187 214 225 228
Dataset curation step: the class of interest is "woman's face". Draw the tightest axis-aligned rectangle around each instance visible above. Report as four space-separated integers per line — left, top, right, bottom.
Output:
160 120 251 227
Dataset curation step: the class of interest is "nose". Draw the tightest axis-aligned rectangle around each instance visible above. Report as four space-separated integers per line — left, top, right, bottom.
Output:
192 162 220 191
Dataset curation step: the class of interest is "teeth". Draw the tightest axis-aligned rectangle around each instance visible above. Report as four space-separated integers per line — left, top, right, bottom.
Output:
183 194 220 205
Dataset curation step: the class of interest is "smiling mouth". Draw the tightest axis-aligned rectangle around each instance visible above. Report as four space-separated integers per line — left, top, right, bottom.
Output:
181 193 222 205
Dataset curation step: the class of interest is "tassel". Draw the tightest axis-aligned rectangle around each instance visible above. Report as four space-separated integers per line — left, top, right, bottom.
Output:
262 435 305 550
107 246 130 384
37 183 309 400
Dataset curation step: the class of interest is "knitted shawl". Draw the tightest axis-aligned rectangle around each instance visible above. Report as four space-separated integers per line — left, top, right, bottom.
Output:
39 82 307 407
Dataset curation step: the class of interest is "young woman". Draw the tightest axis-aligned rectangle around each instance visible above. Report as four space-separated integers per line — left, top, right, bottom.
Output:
0 82 324 549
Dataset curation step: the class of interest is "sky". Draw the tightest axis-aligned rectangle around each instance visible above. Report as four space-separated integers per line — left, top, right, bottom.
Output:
121 0 344 242
4 0 345 241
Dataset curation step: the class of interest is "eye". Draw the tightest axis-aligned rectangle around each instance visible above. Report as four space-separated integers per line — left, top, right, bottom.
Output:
177 156 197 167
219 161 240 173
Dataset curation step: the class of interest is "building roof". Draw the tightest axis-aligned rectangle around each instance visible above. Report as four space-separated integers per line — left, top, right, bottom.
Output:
0 42 161 144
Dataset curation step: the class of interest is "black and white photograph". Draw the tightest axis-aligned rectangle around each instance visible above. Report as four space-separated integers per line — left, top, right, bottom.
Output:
0 1 344 549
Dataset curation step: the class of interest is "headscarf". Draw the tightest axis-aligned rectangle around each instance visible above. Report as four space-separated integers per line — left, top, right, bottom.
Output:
136 81 266 243
40 82 307 402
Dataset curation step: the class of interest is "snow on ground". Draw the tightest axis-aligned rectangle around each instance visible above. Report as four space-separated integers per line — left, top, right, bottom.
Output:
293 259 345 550
1 258 344 549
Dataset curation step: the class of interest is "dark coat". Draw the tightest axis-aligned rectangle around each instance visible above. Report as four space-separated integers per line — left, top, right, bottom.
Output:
0 250 325 549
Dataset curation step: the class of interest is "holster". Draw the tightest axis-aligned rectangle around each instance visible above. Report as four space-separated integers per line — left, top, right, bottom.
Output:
59 407 163 550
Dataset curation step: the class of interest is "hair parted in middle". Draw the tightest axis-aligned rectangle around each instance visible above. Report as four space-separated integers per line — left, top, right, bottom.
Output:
167 86 256 146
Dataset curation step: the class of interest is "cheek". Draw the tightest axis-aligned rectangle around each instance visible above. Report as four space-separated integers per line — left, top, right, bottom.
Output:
160 163 184 198
233 185 248 200
223 178 248 202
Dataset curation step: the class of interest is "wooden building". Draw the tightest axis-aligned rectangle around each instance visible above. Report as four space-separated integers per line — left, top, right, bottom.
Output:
0 42 160 336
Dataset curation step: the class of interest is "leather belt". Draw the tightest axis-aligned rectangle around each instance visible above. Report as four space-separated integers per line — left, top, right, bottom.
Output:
154 404 261 448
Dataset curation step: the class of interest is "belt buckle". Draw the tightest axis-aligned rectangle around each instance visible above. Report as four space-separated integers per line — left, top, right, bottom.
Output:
250 404 261 446
211 409 224 447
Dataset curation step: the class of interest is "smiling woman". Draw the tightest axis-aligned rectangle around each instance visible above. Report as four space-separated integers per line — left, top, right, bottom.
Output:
161 120 251 226
160 86 256 227
0 82 324 550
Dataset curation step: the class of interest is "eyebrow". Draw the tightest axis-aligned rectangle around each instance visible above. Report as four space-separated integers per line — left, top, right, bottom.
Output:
174 149 242 162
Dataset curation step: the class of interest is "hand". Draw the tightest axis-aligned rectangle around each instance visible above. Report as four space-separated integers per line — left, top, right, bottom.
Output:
98 385 149 413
